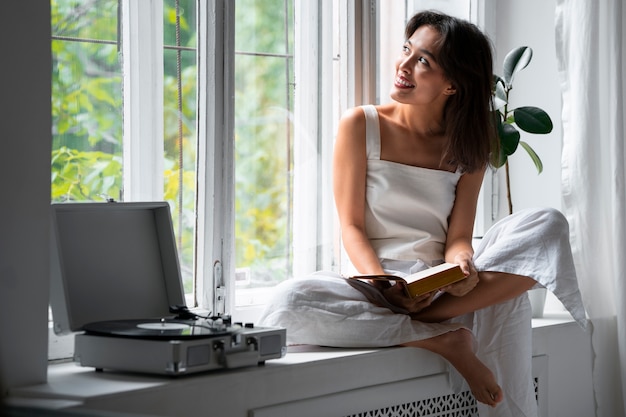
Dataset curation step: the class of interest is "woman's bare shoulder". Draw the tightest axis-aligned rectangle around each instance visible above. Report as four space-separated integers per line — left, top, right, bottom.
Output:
334 108 367 169
336 107 368 145
340 104 396 128
339 106 365 126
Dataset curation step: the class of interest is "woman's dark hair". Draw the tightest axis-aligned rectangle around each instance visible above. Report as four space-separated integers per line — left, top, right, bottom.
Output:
405 11 498 173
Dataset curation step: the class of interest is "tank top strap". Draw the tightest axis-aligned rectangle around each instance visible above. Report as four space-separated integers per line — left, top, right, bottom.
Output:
361 105 381 160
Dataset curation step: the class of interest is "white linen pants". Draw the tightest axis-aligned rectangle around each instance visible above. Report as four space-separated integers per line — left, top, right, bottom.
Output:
259 207 586 417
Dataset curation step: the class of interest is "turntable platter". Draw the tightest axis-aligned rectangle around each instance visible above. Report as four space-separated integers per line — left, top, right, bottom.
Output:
82 319 233 340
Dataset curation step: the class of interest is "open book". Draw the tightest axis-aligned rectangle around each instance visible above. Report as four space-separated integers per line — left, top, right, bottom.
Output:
346 263 466 313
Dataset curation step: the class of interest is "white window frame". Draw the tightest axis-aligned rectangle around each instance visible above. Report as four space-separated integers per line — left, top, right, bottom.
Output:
49 1 502 360
292 0 335 278
195 0 235 316
469 0 500 235
122 0 165 202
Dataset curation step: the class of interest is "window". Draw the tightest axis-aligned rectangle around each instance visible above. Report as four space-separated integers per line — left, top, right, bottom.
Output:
195 1 337 321
49 1 493 360
232 0 296 303
49 0 333 334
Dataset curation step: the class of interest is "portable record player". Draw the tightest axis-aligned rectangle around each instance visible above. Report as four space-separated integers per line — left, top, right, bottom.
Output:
49 201 286 376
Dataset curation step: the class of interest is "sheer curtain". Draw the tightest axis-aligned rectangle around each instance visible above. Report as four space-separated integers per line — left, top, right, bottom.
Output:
555 1 626 416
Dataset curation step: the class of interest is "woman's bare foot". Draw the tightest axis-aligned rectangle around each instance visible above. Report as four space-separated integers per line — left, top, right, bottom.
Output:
402 329 503 407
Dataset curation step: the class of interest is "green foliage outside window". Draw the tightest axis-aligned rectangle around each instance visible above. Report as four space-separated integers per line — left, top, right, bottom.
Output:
51 0 123 202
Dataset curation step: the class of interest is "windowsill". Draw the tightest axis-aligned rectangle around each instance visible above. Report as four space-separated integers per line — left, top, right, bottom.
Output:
10 345 452 417
531 311 576 327
8 316 582 417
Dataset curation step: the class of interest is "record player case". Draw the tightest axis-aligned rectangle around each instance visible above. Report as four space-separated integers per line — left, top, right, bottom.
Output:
49 201 286 375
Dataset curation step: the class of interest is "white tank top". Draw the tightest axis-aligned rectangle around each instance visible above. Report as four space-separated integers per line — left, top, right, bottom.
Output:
362 105 462 265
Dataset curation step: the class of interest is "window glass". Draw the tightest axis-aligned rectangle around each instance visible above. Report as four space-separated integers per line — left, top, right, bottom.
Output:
162 0 198 291
233 0 295 304
51 0 122 203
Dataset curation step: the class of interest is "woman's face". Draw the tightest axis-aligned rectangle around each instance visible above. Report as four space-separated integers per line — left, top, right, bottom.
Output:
390 25 455 106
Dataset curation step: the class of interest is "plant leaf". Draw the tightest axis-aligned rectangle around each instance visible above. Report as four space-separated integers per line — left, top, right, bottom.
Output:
498 122 521 156
503 46 533 86
492 74 505 89
493 80 508 111
514 106 553 134
495 148 508 168
520 141 544 173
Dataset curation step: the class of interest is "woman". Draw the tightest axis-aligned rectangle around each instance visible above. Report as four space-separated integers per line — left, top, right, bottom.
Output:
260 10 585 415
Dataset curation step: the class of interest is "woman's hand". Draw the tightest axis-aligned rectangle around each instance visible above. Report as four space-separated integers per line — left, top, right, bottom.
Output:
441 256 479 297
381 283 437 313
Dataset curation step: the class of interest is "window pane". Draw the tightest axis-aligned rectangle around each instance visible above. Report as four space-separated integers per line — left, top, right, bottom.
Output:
51 0 198 294
51 0 122 202
234 0 294 304
163 0 198 293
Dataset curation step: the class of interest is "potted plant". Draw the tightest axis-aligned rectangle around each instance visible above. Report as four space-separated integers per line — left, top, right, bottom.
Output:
493 47 553 317
492 46 554 214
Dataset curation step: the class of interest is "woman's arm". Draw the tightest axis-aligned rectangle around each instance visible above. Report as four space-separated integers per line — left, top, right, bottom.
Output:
442 167 486 296
333 107 385 275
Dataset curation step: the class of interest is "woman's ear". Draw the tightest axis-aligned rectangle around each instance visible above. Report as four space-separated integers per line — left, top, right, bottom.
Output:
444 85 457 96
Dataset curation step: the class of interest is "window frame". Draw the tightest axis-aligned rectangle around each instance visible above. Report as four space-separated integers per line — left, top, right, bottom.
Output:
49 0 499 360
122 0 165 202
291 0 336 278
195 0 235 315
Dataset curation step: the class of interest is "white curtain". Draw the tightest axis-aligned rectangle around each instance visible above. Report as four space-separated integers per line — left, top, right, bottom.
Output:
555 1 626 416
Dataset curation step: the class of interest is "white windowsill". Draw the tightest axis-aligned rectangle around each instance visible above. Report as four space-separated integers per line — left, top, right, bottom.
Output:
7 316 584 417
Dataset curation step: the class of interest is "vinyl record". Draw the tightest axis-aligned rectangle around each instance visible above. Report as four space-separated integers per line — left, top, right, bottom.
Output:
82 318 232 340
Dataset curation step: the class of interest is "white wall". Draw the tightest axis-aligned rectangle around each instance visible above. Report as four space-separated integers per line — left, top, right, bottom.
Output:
494 0 564 216
0 2 52 392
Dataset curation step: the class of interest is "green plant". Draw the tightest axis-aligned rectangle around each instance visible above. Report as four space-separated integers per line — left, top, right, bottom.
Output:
493 46 553 214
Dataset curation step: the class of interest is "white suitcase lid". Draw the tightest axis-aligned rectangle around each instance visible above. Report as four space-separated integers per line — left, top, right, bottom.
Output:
49 201 186 335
